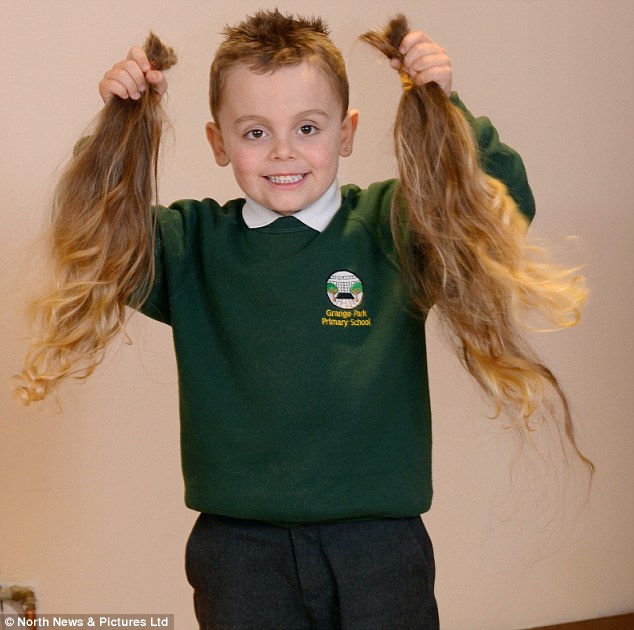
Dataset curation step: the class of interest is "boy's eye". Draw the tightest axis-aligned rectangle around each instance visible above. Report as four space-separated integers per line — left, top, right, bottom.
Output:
298 124 318 136
245 129 266 140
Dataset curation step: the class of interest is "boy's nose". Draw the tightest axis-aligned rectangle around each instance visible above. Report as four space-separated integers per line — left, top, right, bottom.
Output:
270 136 295 160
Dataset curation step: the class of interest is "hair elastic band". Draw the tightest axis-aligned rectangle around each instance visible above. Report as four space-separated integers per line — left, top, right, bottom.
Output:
400 72 415 91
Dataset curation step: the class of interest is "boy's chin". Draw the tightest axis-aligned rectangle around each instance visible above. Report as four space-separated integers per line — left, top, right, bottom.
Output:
272 208 302 216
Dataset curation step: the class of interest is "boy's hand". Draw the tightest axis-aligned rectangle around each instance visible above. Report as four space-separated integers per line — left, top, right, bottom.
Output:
98 46 167 104
389 31 452 95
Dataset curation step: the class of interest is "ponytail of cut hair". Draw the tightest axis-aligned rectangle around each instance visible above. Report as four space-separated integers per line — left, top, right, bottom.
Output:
361 16 592 471
14 33 177 405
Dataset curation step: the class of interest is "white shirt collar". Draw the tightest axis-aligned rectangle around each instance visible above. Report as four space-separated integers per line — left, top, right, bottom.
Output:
242 179 341 232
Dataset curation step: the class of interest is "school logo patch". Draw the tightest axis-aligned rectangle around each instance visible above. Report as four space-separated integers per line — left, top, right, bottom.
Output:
322 270 372 328
325 270 364 309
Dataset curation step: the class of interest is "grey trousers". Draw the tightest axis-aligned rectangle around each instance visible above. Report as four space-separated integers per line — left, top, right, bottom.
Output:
185 513 439 630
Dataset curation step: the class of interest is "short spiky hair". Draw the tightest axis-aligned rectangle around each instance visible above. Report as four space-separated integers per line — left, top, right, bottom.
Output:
209 9 349 120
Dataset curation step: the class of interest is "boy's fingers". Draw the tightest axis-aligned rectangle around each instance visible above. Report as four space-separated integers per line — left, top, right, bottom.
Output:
126 45 151 73
102 61 147 100
145 69 167 95
396 32 452 95
126 47 167 95
99 49 169 103
416 66 452 92
402 42 450 73
403 51 450 77
398 30 435 55
120 58 148 89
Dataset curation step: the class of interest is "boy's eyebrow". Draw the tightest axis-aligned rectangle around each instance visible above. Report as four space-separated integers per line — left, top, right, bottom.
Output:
295 109 331 119
233 109 332 126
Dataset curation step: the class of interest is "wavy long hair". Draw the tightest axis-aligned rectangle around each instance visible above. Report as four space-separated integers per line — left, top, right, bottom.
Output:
14 33 177 404
361 16 592 471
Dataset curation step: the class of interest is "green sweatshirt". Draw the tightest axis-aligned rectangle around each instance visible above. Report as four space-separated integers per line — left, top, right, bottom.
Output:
140 95 535 525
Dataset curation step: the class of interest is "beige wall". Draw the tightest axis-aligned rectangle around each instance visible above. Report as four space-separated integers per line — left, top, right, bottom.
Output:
1 1 632 627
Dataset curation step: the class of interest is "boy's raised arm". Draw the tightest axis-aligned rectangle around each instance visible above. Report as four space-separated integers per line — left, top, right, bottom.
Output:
387 26 534 220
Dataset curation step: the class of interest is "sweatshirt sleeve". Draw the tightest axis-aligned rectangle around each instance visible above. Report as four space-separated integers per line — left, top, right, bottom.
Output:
135 196 243 325
449 92 536 223
136 199 203 326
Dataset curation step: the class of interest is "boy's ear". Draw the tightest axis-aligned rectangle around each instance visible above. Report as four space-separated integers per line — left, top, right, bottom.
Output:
339 109 359 157
205 122 230 167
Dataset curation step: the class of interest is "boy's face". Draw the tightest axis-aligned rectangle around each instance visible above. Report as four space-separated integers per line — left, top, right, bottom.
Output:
206 62 358 215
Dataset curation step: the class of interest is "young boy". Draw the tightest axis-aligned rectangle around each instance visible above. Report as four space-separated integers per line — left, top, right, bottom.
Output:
99 9 533 629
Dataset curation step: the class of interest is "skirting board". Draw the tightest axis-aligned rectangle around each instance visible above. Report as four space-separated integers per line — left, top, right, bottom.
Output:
527 613 634 630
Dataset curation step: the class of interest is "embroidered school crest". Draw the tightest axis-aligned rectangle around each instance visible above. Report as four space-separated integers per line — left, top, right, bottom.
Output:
325 270 364 309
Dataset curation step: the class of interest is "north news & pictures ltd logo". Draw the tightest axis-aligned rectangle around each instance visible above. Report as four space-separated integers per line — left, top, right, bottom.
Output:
2 614 173 628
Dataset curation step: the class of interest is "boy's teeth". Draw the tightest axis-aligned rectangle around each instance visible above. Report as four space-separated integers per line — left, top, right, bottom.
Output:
268 174 304 184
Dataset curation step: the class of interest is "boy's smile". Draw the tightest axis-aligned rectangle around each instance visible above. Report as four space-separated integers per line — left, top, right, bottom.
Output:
206 62 358 216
